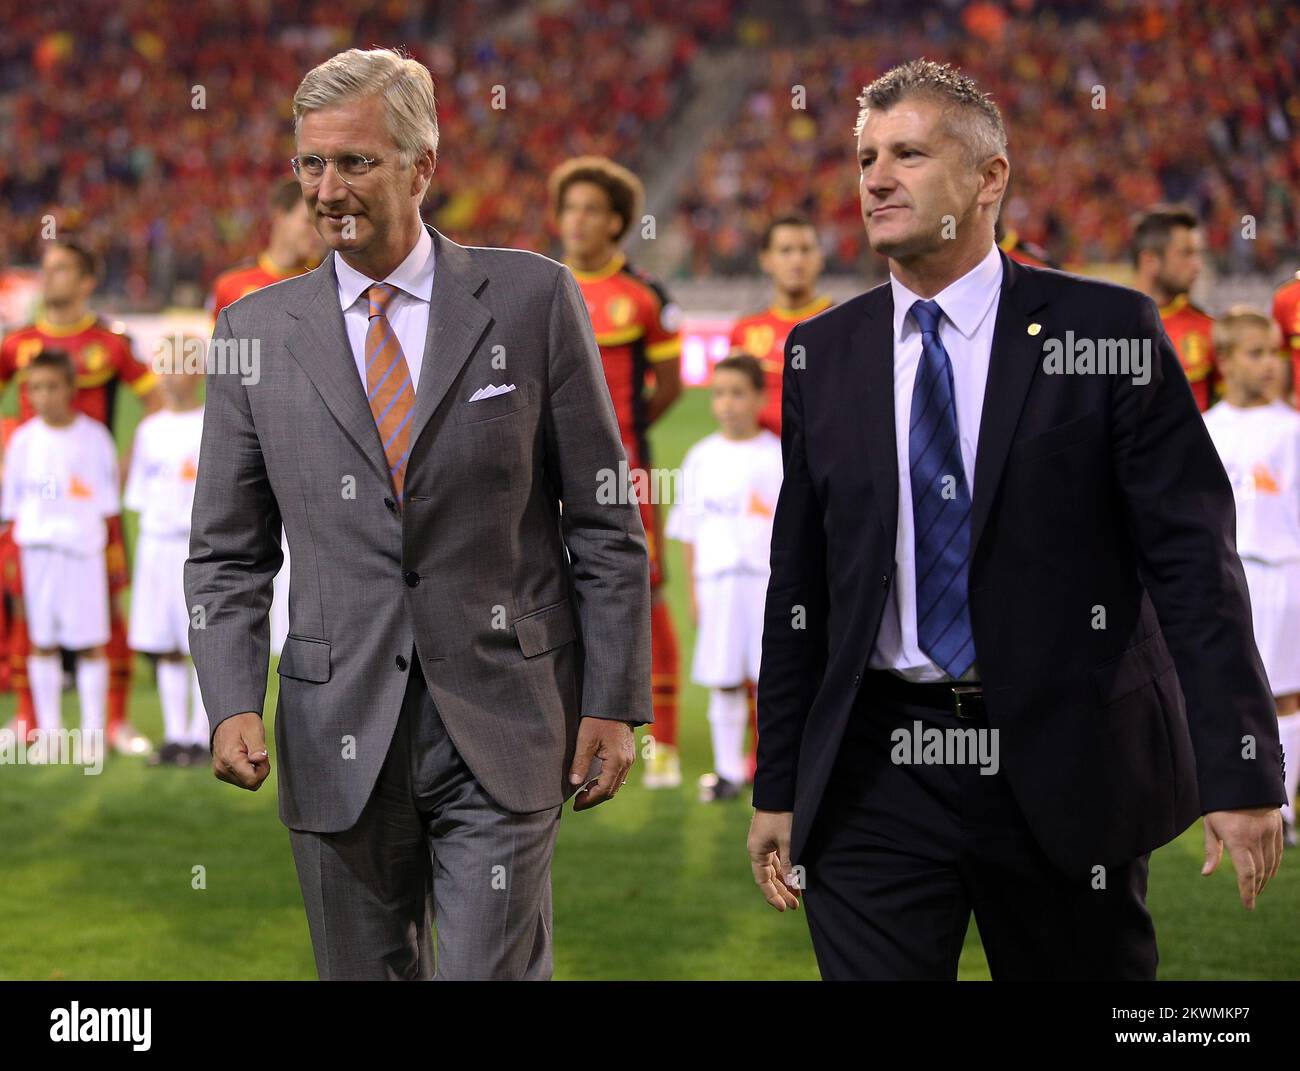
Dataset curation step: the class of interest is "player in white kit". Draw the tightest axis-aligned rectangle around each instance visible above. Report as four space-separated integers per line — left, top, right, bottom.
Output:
1204 307 1300 844
124 343 208 766
0 351 119 764
667 354 783 801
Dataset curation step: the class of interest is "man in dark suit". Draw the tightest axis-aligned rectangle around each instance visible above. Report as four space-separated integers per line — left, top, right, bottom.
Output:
746 59 1285 980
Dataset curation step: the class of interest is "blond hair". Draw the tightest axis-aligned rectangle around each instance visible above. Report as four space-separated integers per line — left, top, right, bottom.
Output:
1213 305 1280 357
293 48 438 166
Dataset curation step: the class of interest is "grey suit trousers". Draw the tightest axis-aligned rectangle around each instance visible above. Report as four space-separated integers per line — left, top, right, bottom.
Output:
288 654 562 980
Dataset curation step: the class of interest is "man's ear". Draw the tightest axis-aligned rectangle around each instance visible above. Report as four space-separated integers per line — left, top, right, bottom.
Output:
413 148 436 197
979 154 1009 210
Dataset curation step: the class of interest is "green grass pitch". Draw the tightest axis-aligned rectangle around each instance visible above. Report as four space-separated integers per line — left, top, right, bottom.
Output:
0 386 1294 979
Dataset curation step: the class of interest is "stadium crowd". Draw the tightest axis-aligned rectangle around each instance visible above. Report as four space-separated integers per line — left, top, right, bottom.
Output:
680 0 1300 276
0 0 734 303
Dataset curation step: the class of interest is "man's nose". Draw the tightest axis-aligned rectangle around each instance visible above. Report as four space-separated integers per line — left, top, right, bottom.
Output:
863 166 895 199
316 163 348 204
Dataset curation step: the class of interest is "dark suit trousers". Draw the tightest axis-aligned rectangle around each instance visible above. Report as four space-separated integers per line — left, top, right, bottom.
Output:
801 676 1158 980
288 656 562 980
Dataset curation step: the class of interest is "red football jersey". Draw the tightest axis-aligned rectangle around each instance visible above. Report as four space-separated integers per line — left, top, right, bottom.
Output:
570 252 681 465
1159 294 1217 412
728 296 833 435
210 253 310 320
0 314 155 429
570 252 681 588
1273 271 1300 400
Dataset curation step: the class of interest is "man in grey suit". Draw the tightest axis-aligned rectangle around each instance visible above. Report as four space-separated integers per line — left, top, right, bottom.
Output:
184 47 652 980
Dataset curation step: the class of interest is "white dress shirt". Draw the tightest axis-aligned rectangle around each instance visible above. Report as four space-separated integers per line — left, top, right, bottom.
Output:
335 226 435 393
868 241 1003 682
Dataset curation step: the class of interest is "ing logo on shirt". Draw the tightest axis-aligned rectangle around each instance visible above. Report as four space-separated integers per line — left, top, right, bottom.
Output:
15 339 43 368
1250 463 1280 496
82 343 107 372
1180 333 1209 378
606 295 635 327
741 325 775 358
1228 462 1281 498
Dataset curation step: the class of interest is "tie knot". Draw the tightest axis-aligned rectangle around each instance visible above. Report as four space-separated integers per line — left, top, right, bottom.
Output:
368 282 399 319
910 298 944 338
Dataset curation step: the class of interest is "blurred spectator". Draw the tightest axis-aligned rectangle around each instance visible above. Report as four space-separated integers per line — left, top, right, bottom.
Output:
678 0 1300 278
0 0 733 304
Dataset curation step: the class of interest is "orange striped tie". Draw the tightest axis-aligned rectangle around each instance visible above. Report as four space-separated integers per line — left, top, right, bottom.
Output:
365 283 415 504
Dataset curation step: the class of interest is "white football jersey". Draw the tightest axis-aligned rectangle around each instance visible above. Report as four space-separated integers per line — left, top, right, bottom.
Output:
1204 400 1300 564
0 413 120 554
124 407 204 538
666 429 784 578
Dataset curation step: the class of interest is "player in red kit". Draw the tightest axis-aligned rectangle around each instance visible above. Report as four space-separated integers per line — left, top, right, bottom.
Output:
728 216 832 437
209 179 323 320
550 156 685 788
0 240 159 754
1132 205 1218 411
1273 268 1300 404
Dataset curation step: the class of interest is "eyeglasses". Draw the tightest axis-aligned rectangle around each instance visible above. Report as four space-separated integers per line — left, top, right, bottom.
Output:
290 153 383 186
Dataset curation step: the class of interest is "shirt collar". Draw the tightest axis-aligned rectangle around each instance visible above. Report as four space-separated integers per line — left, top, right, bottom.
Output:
890 242 1004 343
335 225 435 312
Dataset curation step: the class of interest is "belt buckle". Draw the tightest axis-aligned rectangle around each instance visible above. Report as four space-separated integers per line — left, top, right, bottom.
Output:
951 685 982 721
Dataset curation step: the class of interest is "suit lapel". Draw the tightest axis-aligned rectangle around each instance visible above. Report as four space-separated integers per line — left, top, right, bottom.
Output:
283 257 392 489
853 286 899 544
406 227 491 455
969 251 1048 553
281 226 492 489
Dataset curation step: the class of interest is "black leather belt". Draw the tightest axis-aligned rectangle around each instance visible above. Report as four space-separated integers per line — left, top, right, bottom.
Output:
861 670 987 721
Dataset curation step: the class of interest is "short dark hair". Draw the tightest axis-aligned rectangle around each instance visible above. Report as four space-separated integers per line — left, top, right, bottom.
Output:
548 156 645 243
27 349 77 385
761 215 817 250
46 239 98 280
269 178 305 214
1131 204 1199 266
713 353 765 392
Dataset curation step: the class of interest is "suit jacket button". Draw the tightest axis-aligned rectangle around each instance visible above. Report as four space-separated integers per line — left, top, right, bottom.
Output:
880 573 890 588
395 654 408 671
384 497 396 512
404 571 420 587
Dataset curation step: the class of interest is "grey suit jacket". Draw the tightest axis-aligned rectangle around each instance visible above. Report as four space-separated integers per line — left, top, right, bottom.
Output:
184 225 653 831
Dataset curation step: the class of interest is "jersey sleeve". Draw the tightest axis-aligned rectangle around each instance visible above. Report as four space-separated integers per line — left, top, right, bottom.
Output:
97 425 122 517
0 433 18 522
123 426 148 514
112 331 158 395
0 333 18 389
664 445 700 544
728 316 748 352
640 277 683 364
209 274 233 321
762 436 785 504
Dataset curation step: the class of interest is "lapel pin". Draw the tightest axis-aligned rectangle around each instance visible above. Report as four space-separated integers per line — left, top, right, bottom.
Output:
1027 322 1042 336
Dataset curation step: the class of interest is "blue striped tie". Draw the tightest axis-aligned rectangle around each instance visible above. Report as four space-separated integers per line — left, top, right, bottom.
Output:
908 299 976 679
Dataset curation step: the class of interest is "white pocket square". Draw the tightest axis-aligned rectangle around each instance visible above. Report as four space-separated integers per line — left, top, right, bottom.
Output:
469 383 517 401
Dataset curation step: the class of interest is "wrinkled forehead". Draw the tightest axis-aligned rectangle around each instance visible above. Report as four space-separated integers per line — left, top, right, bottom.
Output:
297 96 395 155
856 95 951 149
